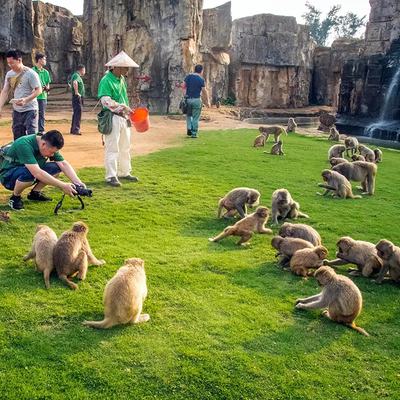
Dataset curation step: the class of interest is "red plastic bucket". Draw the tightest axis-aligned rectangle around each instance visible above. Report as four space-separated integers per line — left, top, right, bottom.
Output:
130 108 150 132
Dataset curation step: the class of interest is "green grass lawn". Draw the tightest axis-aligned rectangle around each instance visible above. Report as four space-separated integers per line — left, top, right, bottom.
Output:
1 129 400 399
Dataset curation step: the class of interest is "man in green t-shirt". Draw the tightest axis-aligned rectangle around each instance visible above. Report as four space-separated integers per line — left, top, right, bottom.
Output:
70 64 85 135
0 130 86 211
98 51 139 187
32 53 51 133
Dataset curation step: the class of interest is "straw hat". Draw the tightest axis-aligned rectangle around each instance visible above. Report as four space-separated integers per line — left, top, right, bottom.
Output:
105 51 139 68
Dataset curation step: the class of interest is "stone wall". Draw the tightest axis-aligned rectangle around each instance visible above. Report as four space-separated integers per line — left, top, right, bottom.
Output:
312 38 362 107
229 14 316 108
83 0 204 112
200 2 232 104
364 0 400 56
32 1 83 83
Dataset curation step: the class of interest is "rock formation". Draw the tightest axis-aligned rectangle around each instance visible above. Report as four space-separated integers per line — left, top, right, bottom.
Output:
32 1 83 83
229 14 316 108
83 0 203 113
312 38 362 108
200 2 232 105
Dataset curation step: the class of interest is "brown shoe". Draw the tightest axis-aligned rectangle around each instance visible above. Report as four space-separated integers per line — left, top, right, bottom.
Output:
106 177 121 187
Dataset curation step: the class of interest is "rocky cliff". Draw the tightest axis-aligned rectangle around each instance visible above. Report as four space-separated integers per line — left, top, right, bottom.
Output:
83 0 204 112
32 1 83 83
312 38 362 107
229 14 316 108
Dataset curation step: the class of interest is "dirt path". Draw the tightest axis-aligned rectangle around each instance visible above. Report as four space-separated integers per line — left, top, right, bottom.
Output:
0 106 257 170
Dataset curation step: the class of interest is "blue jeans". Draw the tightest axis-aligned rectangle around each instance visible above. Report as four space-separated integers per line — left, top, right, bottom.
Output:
186 98 203 136
2 162 61 191
37 99 47 133
12 109 38 141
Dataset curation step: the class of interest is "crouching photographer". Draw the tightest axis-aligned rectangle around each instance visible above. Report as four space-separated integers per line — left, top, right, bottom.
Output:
0 130 86 211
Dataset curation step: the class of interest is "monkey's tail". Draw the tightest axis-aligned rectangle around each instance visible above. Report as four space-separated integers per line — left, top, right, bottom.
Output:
298 212 310 219
82 318 115 329
263 151 271 154
59 274 79 290
350 195 363 199
348 322 370 337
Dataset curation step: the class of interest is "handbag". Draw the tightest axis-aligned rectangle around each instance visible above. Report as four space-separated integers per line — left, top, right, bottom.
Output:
97 108 114 134
179 97 188 114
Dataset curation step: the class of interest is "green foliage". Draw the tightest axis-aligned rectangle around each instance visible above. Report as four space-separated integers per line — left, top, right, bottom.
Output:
1 130 400 399
221 95 236 106
302 2 366 46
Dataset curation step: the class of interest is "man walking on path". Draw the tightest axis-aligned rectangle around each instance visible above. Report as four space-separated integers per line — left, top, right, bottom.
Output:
182 64 210 138
98 51 139 187
32 53 51 133
70 64 85 135
0 49 42 140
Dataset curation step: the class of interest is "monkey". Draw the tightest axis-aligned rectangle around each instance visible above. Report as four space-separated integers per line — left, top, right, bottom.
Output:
351 154 365 161
209 206 272 245
374 239 400 284
358 144 375 162
0 210 11 223
332 161 377 195
344 136 359 157
217 187 260 219
286 117 297 133
328 144 346 159
373 148 382 163
287 246 328 278
324 237 382 277
278 222 321 246
215 100 221 108
24 225 58 289
328 126 340 141
317 169 362 199
83 258 149 328
264 140 284 155
271 189 309 226
53 221 106 290
253 134 266 147
259 125 287 142
271 236 314 267
330 157 349 168
295 266 369 337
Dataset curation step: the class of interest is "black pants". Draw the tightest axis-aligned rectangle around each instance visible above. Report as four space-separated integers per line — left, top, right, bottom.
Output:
70 95 83 134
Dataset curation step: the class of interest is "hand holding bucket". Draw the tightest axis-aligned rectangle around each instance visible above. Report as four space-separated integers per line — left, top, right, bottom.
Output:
130 108 150 132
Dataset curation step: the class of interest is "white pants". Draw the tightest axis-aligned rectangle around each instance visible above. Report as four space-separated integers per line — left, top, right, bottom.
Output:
104 114 132 181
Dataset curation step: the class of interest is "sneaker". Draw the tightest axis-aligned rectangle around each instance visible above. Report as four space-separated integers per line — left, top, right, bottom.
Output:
191 134 198 138
9 195 24 211
106 177 121 187
187 129 192 136
119 175 138 182
27 191 53 201
70 131 82 136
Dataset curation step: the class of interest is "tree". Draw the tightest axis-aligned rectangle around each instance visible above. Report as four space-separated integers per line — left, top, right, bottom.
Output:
302 2 366 46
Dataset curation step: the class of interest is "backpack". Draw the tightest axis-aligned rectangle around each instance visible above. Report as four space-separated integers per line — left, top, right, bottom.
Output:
0 142 15 169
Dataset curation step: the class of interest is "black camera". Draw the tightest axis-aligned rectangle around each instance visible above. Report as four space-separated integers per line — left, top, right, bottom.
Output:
73 183 93 197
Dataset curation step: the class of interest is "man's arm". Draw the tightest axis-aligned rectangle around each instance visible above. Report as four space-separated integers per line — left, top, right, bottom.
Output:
25 163 77 197
16 86 42 107
73 80 81 97
0 86 10 118
55 160 85 187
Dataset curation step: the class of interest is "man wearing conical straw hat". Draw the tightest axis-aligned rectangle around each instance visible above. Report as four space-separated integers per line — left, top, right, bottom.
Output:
98 51 139 187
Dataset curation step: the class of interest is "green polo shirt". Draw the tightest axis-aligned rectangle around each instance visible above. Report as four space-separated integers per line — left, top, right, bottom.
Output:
0 134 64 183
98 71 129 107
32 66 51 100
70 71 85 97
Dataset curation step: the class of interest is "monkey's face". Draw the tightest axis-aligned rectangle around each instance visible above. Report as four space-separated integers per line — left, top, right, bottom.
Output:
315 266 334 287
337 238 352 254
316 247 328 259
271 236 282 250
376 240 392 259
321 170 331 181
278 140 282 145
248 191 260 208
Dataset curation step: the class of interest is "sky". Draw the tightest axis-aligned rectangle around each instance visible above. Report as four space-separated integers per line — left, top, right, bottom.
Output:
37 0 371 23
